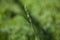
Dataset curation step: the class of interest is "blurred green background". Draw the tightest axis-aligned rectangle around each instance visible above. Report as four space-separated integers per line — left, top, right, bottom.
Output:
0 0 60 40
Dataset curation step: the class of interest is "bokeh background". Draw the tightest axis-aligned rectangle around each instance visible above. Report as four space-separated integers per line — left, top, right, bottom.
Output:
0 0 60 40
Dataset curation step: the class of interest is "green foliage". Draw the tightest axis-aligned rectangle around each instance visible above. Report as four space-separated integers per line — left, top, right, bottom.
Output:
0 0 60 40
